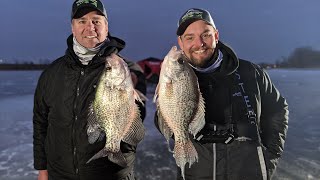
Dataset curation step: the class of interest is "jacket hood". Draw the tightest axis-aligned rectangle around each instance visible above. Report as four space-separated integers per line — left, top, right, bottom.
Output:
65 34 126 67
215 41 239 76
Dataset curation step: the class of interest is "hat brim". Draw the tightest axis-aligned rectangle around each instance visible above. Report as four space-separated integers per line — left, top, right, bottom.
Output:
72 4 105 19
176 18 212 36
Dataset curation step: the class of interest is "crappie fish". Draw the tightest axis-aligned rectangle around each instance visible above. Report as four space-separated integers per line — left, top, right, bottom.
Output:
154 46 205 179
87 53 145 166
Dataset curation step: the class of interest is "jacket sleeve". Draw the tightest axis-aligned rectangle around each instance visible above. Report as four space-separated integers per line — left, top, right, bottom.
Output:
33 72 49 170
256 66 289 174
125 60 147 121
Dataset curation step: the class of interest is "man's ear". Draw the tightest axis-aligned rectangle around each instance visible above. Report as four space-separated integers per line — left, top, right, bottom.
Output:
105 20 109 34
71 21 75 35
215 29 219 43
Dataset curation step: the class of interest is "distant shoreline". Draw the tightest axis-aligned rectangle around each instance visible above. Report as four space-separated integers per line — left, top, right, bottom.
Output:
0 64 48 70
0 63 319 71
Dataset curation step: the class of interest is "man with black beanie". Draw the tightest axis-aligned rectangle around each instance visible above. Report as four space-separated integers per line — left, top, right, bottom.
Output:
33 0 146 179
155 8 289 180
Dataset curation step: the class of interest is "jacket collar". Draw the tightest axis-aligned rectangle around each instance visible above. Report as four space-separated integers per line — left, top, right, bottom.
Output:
196 41 239 78
65 34 126 67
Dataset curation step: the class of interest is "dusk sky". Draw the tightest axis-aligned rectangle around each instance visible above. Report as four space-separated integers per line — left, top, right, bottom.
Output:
0 0 319 64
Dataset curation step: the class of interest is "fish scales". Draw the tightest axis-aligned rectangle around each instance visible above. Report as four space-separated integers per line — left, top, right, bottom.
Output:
154 46 205 180
94 87 130 151
87 53 145 167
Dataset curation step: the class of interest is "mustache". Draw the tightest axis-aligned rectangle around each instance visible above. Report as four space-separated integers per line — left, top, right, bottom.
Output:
190 46 213 52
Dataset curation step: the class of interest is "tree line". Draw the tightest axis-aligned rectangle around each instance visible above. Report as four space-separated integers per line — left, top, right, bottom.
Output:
276 46 320 68
1 46 319 70
0 62 48 70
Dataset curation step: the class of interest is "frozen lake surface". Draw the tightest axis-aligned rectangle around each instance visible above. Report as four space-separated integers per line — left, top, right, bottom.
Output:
0 69 319 180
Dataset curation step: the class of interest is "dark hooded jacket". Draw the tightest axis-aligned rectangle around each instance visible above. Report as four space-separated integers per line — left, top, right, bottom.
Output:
155 41 289 180
197 41 288 156
33 35 146 180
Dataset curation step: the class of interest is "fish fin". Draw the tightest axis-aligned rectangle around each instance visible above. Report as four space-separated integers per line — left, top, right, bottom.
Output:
166 139 174 153
97 132 106 142
87 103 104 144
157 110 173 141
188 92 206 138
87 126 105 144
108 151 128 167
174 140 198 180
86 148 109 164
134 89 148 103
153 84 159 103
155 109 174 153
122 106 145 146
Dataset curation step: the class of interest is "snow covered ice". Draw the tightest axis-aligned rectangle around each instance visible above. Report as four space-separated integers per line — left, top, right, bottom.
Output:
0 69 320 180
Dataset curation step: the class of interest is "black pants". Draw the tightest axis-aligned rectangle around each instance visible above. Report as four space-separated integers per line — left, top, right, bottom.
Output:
48 168 135 180
176 139 276 180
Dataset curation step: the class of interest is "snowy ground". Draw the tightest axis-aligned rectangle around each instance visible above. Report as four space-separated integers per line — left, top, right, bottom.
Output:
0 69 320 180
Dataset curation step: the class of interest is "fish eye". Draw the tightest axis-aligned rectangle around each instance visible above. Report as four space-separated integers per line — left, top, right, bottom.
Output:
105 64 112 71
177 58 184 64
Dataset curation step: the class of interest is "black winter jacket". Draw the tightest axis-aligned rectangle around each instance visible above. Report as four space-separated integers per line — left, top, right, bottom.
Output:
33 35 146 180
156 41 289 180
197 41 289 153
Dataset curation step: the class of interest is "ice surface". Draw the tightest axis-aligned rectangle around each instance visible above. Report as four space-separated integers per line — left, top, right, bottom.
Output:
0 69 320 179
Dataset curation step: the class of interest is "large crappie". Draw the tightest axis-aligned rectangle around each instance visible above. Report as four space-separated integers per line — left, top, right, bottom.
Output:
154 46 205 179
87 53 145 166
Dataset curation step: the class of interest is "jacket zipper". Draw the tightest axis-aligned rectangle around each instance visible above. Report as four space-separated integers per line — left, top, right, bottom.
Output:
213 125 216 180
72 68 85 175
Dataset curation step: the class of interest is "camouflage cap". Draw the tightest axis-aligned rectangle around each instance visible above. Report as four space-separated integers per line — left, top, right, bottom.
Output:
71 0 107 19
177 8 216 36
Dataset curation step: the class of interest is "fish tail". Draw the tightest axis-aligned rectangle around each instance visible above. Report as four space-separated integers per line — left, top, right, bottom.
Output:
86 148 108 164
108 151 128 167
174 140 198 180
86 148 127 167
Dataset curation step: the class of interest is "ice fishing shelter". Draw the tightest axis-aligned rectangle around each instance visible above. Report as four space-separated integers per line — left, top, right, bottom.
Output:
137 57 163 83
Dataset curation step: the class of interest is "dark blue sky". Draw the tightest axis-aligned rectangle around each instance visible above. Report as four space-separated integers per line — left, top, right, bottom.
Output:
0 0 319 63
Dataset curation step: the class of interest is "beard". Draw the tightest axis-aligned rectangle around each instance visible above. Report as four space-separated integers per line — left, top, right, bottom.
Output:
187 47 215 68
